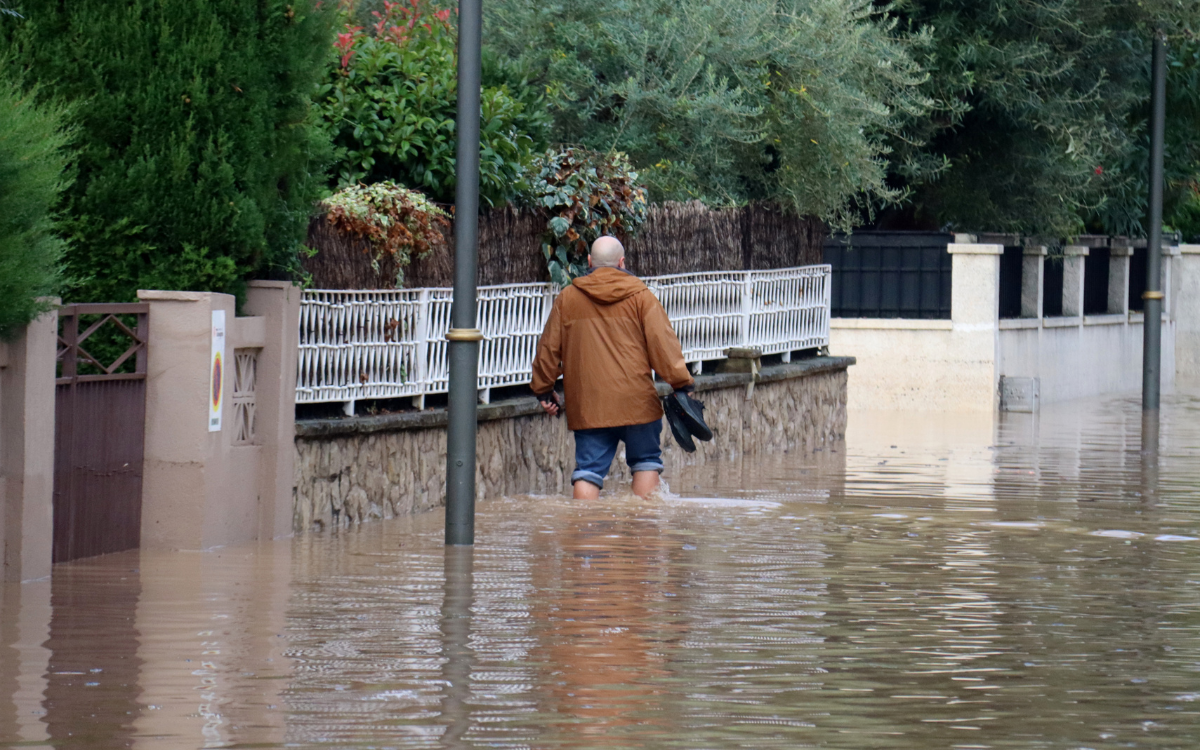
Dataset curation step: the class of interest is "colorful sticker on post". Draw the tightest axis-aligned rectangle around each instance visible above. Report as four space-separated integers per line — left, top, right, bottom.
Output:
209 309 225 432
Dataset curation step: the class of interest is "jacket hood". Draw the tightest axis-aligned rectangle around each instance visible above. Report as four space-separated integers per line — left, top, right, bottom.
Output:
571 267 646 304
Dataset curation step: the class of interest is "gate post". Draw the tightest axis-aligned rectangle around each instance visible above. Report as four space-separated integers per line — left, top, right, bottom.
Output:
138 288 299 550
244 281 301 540
1 308 57 582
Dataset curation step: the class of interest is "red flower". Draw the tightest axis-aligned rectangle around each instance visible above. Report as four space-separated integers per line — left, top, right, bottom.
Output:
1094 166 1104 175
335 25 362 68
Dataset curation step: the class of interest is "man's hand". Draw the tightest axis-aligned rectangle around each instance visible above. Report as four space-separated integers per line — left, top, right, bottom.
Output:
538 391 562 417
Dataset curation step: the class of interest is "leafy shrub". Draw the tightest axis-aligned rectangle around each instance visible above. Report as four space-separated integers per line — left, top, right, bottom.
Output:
316 0 545 206
0 66 71 340
1 1 334 303
323 182 449 285
521 148 648 285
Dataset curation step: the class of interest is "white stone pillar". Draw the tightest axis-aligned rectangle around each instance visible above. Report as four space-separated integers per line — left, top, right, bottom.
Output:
1177 245 1200 387
1021 246 1046 318
949 242 1003 410
1109 240 1133 315
1062 245 1089 318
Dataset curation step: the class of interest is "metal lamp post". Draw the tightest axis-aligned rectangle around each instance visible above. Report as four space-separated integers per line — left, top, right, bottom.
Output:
445 0 483 545
1142 30 1167 412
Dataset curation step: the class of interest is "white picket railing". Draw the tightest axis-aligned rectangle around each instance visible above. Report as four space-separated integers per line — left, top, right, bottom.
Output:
297 264 831 409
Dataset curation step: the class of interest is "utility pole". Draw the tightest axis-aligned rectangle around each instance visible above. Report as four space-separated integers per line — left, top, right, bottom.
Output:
1142 30 1167 411
445 0 483 545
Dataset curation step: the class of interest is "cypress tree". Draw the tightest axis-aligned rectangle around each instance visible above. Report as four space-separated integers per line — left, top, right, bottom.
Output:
2 1 333 302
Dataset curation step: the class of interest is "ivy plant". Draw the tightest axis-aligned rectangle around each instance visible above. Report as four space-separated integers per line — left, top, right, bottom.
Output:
521 148 648 286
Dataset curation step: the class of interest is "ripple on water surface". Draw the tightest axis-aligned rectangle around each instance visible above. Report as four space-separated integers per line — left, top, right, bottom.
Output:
3 393 1200 749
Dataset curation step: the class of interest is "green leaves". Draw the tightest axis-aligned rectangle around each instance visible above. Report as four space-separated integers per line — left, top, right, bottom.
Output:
1 0 335 302
485 0 931 230
315 1 545 206
521 147 648 282
889 0 1200 238
323 182 449 286
0 64 70 339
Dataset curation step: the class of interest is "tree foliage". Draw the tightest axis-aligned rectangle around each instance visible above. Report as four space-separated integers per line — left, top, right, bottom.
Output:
485 0 931 231
1 0 333 302
886 0 1200 238
316 0 549 206
0 61 70 340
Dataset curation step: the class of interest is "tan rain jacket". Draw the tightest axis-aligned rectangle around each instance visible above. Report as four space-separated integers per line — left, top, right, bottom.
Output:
531 267 694 431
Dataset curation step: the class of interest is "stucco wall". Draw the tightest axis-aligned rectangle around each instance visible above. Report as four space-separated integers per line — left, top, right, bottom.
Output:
831 239 1196 410
0 309 57 582
829 243 1002 412
292 359 851 531
998 317 1176 403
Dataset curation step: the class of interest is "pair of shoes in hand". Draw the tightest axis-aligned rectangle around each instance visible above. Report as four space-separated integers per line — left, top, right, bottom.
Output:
663 390 713 453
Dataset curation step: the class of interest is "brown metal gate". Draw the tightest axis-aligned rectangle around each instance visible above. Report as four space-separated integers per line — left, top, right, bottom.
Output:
54 304 149 563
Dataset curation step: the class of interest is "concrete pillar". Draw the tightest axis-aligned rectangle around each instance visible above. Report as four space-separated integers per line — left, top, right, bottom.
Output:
0 309 57 582
1021 246 1047 318
137 287 298 550
1062 245 1089 318
243 281 300 540
1177 245 1200 387
949 242 1003 410
1109 240 1133 315
1163 244 1180 320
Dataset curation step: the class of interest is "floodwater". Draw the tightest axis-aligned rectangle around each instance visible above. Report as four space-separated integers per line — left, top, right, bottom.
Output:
4 394 1200 749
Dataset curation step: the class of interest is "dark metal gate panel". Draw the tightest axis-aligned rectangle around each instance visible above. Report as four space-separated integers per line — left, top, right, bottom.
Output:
823 231 954 319
54 304 149 563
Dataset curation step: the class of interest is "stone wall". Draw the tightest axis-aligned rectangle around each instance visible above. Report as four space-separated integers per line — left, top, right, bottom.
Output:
292 357 851 532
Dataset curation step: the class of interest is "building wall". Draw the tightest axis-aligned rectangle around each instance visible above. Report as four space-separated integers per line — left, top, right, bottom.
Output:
292 360 851 531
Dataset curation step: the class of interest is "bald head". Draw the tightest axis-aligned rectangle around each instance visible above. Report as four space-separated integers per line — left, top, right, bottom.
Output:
589 236 625 268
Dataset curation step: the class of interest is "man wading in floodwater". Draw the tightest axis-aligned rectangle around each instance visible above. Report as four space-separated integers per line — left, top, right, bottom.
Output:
531 236 695 500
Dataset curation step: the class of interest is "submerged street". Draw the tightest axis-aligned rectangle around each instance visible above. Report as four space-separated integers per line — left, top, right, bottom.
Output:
4 393 1200 749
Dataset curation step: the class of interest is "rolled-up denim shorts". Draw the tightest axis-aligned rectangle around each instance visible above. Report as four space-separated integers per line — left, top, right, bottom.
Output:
571 419 664 489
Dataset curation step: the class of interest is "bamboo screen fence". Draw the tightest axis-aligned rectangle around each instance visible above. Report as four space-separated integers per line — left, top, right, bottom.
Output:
302 202 826 289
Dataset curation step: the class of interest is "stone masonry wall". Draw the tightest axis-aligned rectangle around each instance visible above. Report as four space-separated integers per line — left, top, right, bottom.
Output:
292 360 849 532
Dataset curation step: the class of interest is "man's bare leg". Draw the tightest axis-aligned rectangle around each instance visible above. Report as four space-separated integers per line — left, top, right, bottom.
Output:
631 471 659 498
573 480 601 501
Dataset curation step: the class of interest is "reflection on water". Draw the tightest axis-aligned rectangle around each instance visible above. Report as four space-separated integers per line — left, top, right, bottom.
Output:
3 393 1200 748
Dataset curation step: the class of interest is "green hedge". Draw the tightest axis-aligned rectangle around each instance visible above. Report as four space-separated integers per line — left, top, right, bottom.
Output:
1 0 334 303
0 61 70 340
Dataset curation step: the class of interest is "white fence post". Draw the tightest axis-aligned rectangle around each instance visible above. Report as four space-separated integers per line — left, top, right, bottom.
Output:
412 288 430 410
739 273 753 348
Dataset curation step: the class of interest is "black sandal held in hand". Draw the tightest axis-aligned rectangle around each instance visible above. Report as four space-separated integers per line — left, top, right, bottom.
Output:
666 390 713 442
662 390 712 452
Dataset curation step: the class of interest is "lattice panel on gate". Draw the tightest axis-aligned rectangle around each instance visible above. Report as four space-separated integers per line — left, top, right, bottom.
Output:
296 265 831 405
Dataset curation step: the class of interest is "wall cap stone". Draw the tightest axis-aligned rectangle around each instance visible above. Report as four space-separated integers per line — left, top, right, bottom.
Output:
296 355 856 439
948 243 1003 255
137 290 210 302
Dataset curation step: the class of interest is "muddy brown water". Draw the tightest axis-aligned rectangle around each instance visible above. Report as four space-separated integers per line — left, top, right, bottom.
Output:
3 394 1200 749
